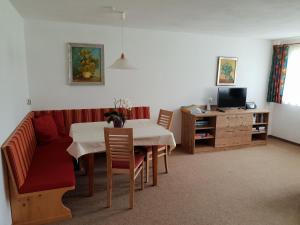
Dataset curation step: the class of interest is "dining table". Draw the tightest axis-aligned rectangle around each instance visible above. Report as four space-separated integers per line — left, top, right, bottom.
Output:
67 119 176 196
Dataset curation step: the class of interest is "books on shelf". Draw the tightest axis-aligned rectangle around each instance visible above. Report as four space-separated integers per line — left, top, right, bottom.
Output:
252 126 266 133
195 120 209 127
195 132 211 139
253 114 265 124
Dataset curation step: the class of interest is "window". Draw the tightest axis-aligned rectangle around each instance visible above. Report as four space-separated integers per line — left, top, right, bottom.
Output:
282 44 300 106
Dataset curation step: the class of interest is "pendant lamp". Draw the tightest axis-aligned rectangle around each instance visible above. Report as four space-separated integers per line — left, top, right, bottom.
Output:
109 12 136 70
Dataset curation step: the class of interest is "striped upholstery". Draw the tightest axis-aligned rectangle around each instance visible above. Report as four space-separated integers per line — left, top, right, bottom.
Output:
2 112 37 190
33 106 150 134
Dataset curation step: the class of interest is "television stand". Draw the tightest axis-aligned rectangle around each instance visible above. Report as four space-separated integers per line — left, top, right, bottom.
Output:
217 108 226 113
181 106 270 154
217 107 246 113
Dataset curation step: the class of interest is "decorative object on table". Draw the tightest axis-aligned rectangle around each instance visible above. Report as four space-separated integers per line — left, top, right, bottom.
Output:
246 102 257 109
104 98 133 128
68 43 105 85
191 108 206 115
216 57 238 86
109 11 136 70
206 97 213 111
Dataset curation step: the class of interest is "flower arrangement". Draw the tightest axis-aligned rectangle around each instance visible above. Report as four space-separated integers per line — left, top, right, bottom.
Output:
104 98 132 128
79 49 99 79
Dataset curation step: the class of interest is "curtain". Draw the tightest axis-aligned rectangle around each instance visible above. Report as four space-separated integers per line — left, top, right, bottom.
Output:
267 45 289 103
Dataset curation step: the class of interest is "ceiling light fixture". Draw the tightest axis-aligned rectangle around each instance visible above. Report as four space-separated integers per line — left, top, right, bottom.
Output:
109 11 136 70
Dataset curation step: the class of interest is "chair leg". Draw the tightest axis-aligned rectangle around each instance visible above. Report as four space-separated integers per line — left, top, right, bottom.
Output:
107 173 112 208
146 153 150 183
164 149 168 174
129 173 135 209
141 163 144 190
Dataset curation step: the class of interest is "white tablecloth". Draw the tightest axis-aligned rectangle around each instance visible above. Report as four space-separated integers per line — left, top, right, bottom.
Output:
67 119 176 159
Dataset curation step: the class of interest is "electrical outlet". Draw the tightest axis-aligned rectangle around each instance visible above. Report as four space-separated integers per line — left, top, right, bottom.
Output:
27 99 32 105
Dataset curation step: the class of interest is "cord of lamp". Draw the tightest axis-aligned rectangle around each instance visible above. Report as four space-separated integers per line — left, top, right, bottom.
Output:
108 11 136 70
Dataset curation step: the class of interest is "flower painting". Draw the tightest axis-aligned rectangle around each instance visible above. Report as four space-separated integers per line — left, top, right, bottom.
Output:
68 43 104 85
216 57 238 86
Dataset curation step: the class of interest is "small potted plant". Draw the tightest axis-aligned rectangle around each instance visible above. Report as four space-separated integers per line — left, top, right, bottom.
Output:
104 98 132 128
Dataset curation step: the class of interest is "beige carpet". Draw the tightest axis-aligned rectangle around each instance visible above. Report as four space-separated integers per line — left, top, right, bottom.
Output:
52 138 300 225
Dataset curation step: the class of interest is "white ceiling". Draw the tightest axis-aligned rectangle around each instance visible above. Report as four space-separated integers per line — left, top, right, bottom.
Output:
11 0 300 39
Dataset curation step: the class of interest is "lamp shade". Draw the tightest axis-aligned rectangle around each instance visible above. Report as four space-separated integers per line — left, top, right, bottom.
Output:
108 53 136 70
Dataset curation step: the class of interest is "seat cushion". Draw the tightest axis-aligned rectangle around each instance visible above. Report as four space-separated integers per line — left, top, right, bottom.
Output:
33 114 59 145
112 154 144 169
19 138 75 193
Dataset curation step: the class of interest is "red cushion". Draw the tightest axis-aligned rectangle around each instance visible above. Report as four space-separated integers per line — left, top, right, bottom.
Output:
33 115 59 145
112 154 144 169
53 111 66 136
19 139 75 193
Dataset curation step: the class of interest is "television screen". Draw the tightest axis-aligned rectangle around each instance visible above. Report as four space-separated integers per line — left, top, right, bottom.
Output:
217 87 247 108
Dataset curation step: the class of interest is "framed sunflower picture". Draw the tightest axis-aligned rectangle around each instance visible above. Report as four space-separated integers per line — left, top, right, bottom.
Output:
216 57 238 86
68 43 105 85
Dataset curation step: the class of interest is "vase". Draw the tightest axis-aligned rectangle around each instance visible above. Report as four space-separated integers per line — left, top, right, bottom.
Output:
113 117 125 128
82 71 92 79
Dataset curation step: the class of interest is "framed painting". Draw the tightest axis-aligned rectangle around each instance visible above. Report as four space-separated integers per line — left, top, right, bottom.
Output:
216 57 238 86
68 43 105 85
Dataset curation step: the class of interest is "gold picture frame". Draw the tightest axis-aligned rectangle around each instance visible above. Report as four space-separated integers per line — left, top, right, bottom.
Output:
68 43 105 85
216 57 238 86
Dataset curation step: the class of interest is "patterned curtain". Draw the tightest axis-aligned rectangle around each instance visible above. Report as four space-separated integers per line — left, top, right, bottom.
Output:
267 45 289 103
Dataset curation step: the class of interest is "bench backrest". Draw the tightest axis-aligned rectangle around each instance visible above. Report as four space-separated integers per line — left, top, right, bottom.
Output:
33 106 150 134
2 112 37 191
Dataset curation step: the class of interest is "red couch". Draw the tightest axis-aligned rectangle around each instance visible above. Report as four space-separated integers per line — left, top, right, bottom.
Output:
2 106 150 225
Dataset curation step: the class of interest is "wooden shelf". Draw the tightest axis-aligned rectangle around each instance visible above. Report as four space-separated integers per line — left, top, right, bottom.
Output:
252 131 267 134
195 134 214 140
251 139 267 145
194 145 215 152
253 122 268 125
195 126 215 130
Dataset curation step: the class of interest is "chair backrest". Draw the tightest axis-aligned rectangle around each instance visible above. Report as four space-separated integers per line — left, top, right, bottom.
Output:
104 128 134 170
157 109 174 130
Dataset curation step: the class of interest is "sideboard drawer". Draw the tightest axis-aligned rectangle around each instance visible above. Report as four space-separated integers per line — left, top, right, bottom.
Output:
215 135 251 148
215 126 252 138
216 114 252 128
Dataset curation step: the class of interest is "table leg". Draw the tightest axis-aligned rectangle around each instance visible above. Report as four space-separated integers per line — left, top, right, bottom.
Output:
86 154 95 196
152 146 158 186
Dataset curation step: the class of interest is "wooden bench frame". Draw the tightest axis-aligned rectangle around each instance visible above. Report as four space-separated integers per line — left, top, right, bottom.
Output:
1 113 74 225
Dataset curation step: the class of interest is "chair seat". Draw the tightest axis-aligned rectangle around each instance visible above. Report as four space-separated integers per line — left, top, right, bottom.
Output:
112 154 144 169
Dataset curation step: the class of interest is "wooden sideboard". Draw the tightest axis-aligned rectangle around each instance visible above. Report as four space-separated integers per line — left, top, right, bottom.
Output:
181 107 269 154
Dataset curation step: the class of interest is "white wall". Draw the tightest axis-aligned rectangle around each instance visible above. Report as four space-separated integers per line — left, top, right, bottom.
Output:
270 103 300 144
0 0 30 224
25 20 272 142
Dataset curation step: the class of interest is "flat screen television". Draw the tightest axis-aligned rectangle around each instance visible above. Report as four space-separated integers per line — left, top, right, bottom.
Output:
217 87 247 108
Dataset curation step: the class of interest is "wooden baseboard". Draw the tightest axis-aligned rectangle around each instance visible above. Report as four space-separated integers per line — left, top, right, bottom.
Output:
268 135 300 147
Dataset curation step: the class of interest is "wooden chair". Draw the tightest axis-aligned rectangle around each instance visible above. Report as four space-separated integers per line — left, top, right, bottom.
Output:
104 128 144 209
145 109 174 183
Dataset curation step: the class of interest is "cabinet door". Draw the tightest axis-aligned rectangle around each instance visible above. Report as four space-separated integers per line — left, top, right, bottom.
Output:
215 114 252 147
